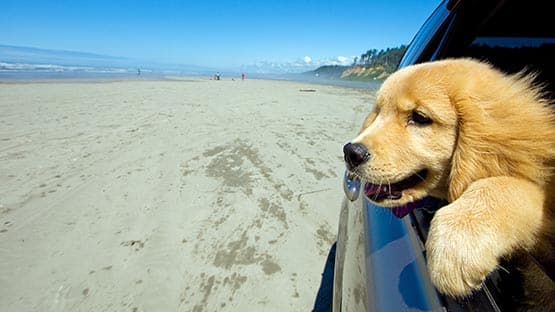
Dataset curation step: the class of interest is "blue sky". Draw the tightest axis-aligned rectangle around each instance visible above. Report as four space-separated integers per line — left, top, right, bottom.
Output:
1 0 441 71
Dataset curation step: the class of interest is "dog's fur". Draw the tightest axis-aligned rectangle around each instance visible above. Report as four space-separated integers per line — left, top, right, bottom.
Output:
347 58 555 305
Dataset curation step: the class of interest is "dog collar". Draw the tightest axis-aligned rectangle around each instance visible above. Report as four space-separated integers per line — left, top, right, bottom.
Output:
391 197 430 218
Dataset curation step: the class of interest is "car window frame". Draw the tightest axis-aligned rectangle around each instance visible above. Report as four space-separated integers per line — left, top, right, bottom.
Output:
398 0 452 68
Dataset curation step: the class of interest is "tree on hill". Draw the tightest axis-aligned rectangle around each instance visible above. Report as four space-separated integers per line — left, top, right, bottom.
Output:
308 45 409 81
357 45 407 72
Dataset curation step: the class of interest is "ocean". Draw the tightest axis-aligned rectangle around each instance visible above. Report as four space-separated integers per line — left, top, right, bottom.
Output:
0 63 383 90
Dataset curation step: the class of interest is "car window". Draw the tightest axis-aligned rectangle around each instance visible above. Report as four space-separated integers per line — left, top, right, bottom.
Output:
408 1 555 309
462 39 555 101
398 1 451 68
444 0 555 96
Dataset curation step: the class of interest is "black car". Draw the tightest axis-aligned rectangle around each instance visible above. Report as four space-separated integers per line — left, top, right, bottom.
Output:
314 0 554 311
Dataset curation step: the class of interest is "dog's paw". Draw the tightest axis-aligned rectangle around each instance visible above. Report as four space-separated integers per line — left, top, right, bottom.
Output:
425 209 501 297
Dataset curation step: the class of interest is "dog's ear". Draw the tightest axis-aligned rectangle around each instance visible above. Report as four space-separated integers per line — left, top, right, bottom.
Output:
447 94 530 201
447 97 487 201
448 91 555 202
439 61 555 202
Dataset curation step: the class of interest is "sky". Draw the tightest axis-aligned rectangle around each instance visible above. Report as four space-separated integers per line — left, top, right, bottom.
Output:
1 0 442 72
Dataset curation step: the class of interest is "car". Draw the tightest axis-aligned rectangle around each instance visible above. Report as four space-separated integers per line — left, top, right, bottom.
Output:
314 0 555 311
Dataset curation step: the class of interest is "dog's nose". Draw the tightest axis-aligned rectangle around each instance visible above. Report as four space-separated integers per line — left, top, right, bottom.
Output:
343 143 370 170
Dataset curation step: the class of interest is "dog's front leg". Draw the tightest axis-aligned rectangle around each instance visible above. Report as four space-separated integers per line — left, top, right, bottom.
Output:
425 176 545 298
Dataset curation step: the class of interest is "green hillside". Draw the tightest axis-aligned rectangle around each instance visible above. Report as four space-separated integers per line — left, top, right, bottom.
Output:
307 45 407 81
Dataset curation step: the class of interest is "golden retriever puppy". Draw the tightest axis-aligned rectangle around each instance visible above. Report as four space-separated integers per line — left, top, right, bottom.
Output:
344 58 555 303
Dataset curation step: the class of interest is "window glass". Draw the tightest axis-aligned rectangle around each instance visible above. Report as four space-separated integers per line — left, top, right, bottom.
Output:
449 0 555 96
398 2 450 68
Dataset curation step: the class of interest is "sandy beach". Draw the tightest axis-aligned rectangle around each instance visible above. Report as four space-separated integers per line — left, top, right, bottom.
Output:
0 78 375 311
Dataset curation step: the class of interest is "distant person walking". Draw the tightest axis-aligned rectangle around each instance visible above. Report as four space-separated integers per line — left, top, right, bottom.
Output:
137 68 141 76
241 72 245 80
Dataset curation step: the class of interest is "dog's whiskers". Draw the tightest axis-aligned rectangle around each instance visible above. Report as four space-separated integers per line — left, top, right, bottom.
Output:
414 171 427 182
388 181 392 196
497 264 510 274
372 180 383 202
351 170 367 181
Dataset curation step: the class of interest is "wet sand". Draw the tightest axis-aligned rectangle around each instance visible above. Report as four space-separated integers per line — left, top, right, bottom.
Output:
0 78 375 311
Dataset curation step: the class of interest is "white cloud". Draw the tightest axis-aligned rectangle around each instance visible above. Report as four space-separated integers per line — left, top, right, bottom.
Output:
337 56 349 65
245 55 356 74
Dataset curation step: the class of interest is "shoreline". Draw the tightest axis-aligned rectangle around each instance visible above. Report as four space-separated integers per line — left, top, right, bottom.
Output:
0 72 383 90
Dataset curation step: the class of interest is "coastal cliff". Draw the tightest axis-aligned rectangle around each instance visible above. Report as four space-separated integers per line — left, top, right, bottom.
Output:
307 45 407 82
340 64 389 80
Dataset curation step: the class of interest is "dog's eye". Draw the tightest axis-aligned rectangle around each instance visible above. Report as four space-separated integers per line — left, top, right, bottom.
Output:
408 111 432 126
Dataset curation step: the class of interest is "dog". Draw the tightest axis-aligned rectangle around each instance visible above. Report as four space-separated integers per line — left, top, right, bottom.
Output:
343 58 555 306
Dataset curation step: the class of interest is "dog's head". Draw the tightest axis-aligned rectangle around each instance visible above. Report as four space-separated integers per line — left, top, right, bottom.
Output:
345 61 458 208
345 58 555 210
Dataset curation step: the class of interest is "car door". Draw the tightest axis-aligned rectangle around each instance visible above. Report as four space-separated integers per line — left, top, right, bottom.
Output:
335 0 554 311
